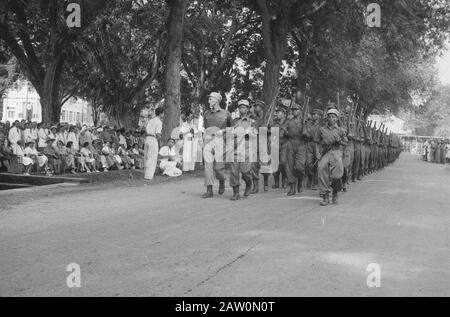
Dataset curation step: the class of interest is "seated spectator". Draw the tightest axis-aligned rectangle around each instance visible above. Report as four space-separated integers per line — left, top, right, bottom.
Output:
116 142 133 170
158 138 182 177
80 142 99 173
13 140 34 175
111 142 125 169
42 138 61 174
65 141 79 174
24 140 51 175
0 132 12 172
102 141 119 171
90 140 103 172
130 143 145 169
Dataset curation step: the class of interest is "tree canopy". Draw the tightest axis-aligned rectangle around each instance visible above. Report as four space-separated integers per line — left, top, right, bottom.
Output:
1 0 450 138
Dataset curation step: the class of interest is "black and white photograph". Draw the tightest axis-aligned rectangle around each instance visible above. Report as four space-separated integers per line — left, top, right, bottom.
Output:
0 0 450 301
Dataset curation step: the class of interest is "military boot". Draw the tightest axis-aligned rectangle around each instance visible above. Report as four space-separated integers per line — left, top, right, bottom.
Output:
230 186 240 201
332 191 339 204
311 174 318 191
263 175 269 192
218 180 225 195
287 183 296 196
244 180 252 197
297 178 303 194
306 175 312 189
202 185 213 199
272 175 280 189
251 180 259 194
320 194 330 206
281 176 287 189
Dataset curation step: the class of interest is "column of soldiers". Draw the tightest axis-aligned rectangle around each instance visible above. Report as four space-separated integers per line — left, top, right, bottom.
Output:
200 91 402 206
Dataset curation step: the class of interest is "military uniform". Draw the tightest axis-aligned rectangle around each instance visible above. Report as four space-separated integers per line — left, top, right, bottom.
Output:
271 108 288 189
305 110 323 190
341 112 354 190
315 111 347 205
229 101 257 201
202 97 232 198
284 108 307 195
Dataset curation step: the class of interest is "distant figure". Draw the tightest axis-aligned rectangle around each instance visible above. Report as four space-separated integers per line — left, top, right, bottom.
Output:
144 107 164 180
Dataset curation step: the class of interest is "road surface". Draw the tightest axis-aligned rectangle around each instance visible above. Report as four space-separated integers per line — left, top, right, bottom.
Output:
0 153 449 296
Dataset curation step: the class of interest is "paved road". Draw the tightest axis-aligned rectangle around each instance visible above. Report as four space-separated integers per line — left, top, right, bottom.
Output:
0 154 449 296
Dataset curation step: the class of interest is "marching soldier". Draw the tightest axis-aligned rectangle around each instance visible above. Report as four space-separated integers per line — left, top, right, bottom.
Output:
352 114 362 182
249 100 266 194
272 105 288 189
202 92 232 199
305 108 323 190
315 108 348 206
341 105 354 192
284 103 308 196
357 117 366 180
229 99 256 201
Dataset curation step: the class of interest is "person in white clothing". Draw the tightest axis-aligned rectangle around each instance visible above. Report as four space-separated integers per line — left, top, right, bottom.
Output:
8 121 22 153
24 140 50 174
37 122 49 150
67 126 80 151
13 140 33 175
56 125 68 146
144 107 164 180
158 138 182 177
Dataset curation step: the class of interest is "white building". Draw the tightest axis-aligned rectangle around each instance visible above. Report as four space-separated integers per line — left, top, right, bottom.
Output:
1 80 93 125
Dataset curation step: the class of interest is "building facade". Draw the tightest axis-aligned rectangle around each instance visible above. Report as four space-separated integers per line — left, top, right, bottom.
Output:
1 80 93 126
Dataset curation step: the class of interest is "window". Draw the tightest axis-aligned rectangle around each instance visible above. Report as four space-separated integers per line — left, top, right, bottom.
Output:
61 110 66 121
18 113 23 118
69 111 73 122
76 112 81 123
8 111 14 119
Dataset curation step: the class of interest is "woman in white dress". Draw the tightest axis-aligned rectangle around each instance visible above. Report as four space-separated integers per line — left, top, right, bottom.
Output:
24 140 50 175
13 140 34 175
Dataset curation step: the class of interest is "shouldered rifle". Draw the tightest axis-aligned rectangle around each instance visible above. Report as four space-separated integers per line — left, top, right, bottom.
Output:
264 85 281 127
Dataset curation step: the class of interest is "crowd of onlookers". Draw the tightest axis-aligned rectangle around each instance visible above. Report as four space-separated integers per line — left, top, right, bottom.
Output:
422 139 450 164
0 120 149 176
403 138 450 164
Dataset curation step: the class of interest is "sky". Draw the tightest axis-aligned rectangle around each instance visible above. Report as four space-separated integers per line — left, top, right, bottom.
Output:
436 45 450 85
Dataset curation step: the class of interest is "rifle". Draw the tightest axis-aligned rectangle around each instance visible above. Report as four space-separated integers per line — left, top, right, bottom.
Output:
263 85 281 127
302 96 311 127
282 87 297 125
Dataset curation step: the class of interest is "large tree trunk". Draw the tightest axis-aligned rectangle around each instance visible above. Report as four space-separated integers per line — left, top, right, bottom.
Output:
262 57 282 107
40 56 64 123
162 0 187 142
256 0 292 109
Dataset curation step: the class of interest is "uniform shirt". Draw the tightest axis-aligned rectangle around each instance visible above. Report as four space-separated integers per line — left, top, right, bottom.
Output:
271 119 288 145
146 117 163 136
357 122 366 143
285 117 303 140
304 119 321 142
203 108 231 129
315 123 348 148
